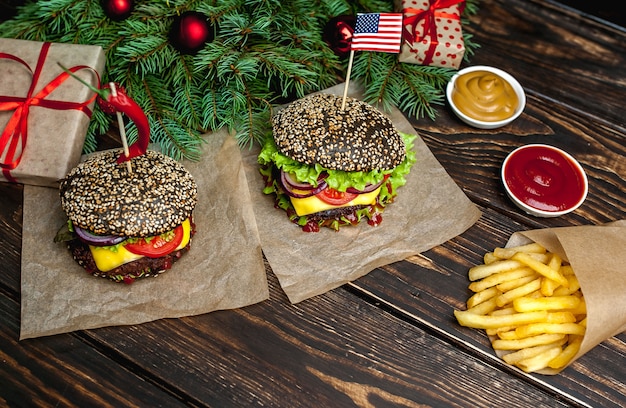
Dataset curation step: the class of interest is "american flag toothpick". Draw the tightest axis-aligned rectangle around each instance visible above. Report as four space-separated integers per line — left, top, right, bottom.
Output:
341 13 403 110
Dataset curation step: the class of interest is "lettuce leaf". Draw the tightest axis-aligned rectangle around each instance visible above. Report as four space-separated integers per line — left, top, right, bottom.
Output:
258 132 417 192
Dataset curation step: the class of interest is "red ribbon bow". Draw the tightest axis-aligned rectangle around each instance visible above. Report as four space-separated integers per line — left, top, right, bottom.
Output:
0 42 99 182
402 0 464 65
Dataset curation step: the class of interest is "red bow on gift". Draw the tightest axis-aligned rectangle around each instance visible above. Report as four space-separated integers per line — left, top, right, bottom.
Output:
402 0 465 65
0 42 99 182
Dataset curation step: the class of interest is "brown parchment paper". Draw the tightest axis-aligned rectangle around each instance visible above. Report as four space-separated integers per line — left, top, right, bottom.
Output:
242 82 482 303
0 38 105 187
20 130 268 339
500 220 626 375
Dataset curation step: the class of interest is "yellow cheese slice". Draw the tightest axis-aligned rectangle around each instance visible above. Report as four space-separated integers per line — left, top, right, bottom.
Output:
89 245 144 272
89 218 192 272
177 217 192 249
290 187 381 216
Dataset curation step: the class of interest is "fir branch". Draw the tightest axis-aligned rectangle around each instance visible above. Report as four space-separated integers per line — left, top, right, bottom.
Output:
462 0 482 60
35 0 79 34
148 115 204 161
396 66 448 120
84 108 110 153
233 106 273 150
317 0 352 18
170 69 204 131
199 87 224 132
463 0 481 17
254 49 325 98
353 0 394 13
0 0 481 159
357 53 398 112
195 1 241 25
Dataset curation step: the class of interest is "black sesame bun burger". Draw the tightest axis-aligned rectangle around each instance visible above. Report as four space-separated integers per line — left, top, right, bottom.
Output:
54 150 197 283
258 93 416 232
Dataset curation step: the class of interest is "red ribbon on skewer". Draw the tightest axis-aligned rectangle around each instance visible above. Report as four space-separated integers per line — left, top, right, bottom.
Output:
0 42 99 182
402 0 464 66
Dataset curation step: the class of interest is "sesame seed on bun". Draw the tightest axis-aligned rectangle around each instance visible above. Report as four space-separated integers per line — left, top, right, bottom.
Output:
271 93 405 172
60 150 197 237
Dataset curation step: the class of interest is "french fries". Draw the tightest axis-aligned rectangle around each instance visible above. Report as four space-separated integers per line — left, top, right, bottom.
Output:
455 242 586 373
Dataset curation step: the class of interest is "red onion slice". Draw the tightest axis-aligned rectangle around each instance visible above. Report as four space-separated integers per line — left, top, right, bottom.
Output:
346 179 385 194
281 170 315 190
279 170 327 198
74 225 127 246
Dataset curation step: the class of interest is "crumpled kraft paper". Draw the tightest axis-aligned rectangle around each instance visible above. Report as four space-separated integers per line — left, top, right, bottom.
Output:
20 130 268 339
501 220 626 374
242 82 482 303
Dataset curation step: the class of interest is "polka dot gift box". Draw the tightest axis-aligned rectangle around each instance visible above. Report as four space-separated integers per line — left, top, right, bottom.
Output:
395 0 466 69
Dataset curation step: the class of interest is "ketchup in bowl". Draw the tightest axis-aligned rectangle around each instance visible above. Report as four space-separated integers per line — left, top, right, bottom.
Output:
501 144 588 217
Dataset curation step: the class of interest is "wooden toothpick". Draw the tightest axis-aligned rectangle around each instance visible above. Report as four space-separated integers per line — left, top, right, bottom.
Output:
341 49 356 110
110 82 133 174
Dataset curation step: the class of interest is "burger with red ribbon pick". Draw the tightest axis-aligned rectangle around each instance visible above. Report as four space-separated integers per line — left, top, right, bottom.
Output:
54 74 198 283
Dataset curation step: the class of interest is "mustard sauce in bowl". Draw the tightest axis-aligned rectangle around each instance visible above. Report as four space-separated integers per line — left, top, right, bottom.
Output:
446 66 525 129
451 70 519 122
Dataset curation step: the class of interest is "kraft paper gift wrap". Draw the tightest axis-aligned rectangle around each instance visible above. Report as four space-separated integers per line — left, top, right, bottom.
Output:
20 131 269 339
242 82 481 303
395 0 466 69
498 220 626 375
0 38 105 187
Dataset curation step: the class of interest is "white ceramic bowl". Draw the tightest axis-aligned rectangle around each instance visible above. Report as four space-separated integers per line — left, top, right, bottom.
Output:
501 144 588 217
446 65 526 129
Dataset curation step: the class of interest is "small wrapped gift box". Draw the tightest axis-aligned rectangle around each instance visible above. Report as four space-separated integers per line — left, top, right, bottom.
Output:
395 0 466 69
0 38 105 188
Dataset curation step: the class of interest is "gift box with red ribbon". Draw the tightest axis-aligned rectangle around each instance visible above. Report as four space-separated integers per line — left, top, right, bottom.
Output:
0 38 105 187
395 0 466 68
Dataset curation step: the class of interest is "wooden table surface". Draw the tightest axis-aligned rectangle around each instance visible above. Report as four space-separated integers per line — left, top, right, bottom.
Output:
1 0 624 407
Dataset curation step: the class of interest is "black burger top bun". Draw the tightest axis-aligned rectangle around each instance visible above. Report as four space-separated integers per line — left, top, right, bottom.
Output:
60 150 197 237
272 93 406 172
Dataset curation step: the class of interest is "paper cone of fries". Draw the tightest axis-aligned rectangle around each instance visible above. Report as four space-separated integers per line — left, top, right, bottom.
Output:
502 220 626 374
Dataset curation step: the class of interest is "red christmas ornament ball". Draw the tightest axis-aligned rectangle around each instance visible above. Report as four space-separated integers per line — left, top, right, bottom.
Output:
169 11 214 55
101 0 134 21
323 15 356 58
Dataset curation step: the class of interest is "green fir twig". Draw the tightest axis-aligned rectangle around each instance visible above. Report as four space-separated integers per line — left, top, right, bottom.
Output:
0 0 480 159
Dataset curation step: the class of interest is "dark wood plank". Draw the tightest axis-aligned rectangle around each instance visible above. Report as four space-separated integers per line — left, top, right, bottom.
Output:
461 0 626 128
75 267 574 408
414 92 626 226
3 264 579 408
411 0 626 226
0 182 22 296
553 0 626 28
0 289 191 407
1 0 624 407
345 1 626 406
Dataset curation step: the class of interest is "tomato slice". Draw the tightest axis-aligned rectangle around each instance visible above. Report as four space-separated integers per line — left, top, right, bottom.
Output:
124 225 184 258
316 188 358 206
